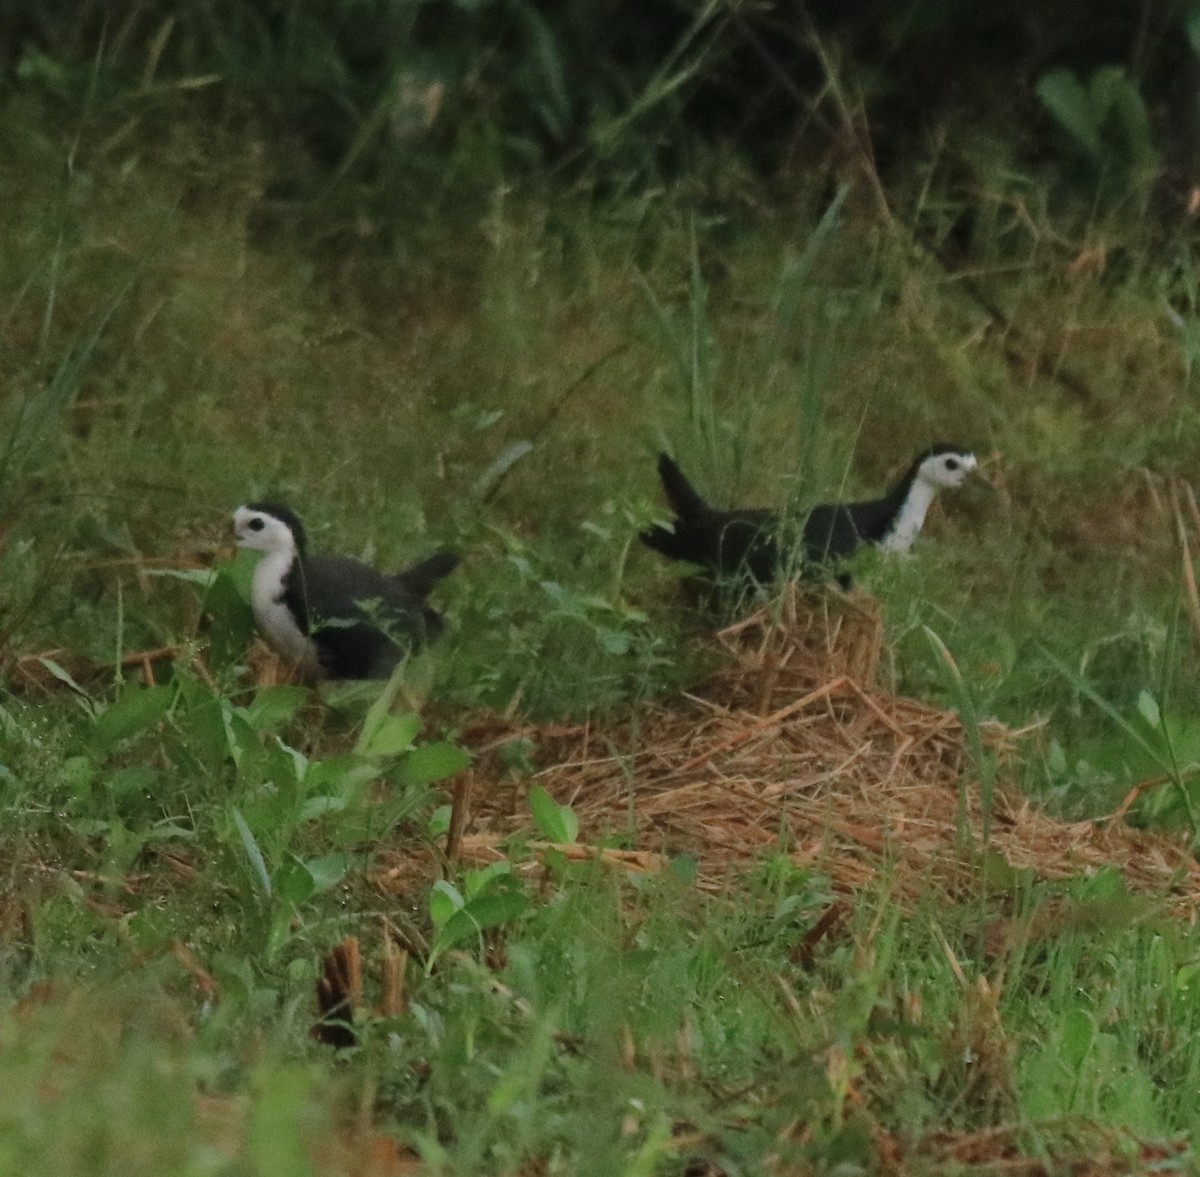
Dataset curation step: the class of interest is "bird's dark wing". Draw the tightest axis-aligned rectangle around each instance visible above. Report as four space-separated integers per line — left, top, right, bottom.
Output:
292 555 446 679
801 504 862 563
803 490 910 563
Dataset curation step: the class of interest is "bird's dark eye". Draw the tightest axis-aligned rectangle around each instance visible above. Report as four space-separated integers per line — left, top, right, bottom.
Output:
248 517 266 532
944 458 960 471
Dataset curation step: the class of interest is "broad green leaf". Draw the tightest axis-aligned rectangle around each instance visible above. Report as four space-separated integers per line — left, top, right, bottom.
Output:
275 854 315 905
1037 68 1103 158
557 804 579 844
669 854 698 884
354 661 411 755
1067 865 1131 902
298 794 349 823
275 737 309 783
302 852 353 893
175 673 232 771
327 784 430 847
148 820 195 842
981 850 1032 890
68 817 111 837
89 685 173 759
361 712 422 760
429 880 464 928
1175 962 1200 999
317 678 383 711
1088 65 1127 120
431 891 530 956
223 710 261 771
103 767 159 798
302 756 377 796
464 860 514 899
61 755 95 796
529 784 578 844
243 686 309 733
427 804 452 838
594 627 631 654
1060 1008 1097 1067
394 742 471 788
1111 88 1158 173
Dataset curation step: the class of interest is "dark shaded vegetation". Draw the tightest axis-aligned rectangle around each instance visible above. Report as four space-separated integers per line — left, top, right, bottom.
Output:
5 0 1199 215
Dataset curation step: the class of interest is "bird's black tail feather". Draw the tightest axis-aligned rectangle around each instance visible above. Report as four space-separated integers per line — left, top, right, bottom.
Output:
655 453 711 521
394 551 460 597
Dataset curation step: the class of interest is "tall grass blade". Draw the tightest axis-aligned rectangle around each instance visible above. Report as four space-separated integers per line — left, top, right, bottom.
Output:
232 806 272 899
1175 480 1200 649
591 0 727 156
685 223 717 471
0 277 135 496
923 626 995 855
772 184 849 330
636 225 718 475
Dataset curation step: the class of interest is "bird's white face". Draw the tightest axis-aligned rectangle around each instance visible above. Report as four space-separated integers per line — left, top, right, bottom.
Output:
233 506 296 556
917 450 977 491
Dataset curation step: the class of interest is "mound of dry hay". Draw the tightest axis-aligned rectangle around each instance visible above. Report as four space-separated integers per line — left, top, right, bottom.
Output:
453 589 1200 909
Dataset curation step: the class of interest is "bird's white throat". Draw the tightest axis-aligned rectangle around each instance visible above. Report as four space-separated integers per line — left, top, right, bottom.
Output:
878 478 938 555
249 545 319 670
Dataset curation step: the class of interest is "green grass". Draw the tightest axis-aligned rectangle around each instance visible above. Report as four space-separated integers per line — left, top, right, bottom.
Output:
6 88 1200 1174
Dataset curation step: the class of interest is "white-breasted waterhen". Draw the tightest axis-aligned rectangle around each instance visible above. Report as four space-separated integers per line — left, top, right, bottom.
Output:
233 502 459 679
640 445 977 583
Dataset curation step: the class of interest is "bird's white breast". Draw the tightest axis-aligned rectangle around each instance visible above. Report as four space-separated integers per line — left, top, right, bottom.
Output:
250 549 320 672
878 479 937 555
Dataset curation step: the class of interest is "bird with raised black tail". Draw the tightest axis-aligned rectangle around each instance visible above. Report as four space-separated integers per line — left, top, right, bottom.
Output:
640 445 977 584
233 502 459 680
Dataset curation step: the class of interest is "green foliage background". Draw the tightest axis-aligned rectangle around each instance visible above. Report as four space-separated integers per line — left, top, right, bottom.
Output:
7 1 1200 1173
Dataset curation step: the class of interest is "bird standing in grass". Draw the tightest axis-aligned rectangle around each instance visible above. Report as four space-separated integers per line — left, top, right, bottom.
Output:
640 445 978 584
233 502 459 680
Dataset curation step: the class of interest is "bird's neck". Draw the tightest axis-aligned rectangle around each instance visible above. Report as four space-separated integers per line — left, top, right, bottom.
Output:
251 546 296 611
878 478 937 554
249 541 320 672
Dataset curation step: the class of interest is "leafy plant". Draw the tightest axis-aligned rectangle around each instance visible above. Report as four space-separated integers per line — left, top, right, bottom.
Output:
427 863 530 972
444 535 676 717
1043 644 1200 837
214 674 467 954
528 785 578 845
1036 66 1160 199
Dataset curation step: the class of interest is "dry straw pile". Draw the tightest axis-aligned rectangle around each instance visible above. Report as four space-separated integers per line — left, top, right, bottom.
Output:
456 588 1200 910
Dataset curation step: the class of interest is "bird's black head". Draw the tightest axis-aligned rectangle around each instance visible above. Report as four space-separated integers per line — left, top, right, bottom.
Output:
905 444 978 490
236 501 309 555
